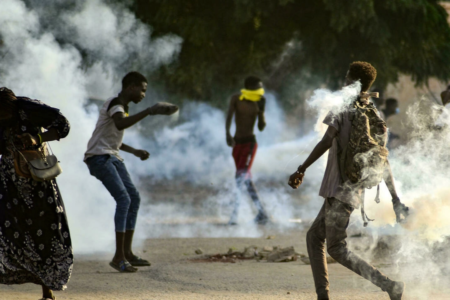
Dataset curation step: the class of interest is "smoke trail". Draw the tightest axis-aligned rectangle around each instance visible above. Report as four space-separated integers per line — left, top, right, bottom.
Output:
1 0 321 251
0 0 182 252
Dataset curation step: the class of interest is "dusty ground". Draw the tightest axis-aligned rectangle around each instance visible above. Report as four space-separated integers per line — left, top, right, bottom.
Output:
1 224 449 300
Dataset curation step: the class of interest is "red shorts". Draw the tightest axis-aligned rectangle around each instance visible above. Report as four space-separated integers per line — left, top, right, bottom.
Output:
232 142 257 179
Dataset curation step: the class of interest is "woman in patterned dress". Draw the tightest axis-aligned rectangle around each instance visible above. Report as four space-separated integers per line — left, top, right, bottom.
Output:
0 87 73 300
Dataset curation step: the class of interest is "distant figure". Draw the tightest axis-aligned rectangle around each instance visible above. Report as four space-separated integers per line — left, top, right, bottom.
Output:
225 76 269 225
440 85 450 106
435 85 450 129
383 98 399 120
288 62 406 300
371 90 385 119
84 72 178 273
0 87 72 300
383 98 400 148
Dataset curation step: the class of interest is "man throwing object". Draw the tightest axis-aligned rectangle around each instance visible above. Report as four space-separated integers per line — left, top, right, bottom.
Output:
84 72 178 272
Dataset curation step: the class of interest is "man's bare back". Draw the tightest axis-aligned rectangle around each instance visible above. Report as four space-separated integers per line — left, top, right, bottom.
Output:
226 94 266 145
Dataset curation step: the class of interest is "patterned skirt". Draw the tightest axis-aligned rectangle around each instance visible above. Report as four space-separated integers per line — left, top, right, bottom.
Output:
0 155 73 290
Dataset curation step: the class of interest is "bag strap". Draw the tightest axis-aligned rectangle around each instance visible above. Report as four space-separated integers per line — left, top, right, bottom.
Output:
8 127 51 164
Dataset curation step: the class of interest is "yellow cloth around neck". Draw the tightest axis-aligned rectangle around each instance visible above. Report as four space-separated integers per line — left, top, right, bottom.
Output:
239 88 265 102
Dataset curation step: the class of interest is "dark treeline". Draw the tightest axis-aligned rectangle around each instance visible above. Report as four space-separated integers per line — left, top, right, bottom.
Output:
120 0 450 108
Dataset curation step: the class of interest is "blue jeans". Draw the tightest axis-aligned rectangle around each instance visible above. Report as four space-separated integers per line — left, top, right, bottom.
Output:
86 155 141 232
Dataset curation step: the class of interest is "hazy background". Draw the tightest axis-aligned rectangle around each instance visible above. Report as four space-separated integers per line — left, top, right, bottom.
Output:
1 1 450 298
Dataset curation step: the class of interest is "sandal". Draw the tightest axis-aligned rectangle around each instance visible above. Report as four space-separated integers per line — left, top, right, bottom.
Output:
109 260 138 272
128 256 151 267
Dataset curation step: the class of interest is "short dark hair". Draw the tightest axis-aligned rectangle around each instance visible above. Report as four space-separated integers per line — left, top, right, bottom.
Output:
385 98 398 107
347 61 377 92
244 76 262 90
122 72 148 90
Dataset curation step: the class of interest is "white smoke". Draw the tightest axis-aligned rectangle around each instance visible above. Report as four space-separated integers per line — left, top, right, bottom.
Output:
0 0 182 252
1 0 320 252
2 4 449 297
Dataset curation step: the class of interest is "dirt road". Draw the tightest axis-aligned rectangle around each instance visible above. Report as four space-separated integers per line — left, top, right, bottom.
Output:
1 225 449 300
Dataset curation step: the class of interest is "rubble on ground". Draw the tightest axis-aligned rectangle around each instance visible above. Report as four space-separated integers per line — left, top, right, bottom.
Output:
190 245 336 264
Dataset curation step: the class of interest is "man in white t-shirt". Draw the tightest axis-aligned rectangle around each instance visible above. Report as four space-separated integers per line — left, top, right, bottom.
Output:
84 72 178 273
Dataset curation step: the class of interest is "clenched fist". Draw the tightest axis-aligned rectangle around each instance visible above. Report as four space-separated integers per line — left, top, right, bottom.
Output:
288 171 304 189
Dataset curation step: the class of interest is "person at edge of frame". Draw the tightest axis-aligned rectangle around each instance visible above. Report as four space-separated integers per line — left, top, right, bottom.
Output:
225 76 270 225
288 62 407 300
0 87 72 300
84 72 178 273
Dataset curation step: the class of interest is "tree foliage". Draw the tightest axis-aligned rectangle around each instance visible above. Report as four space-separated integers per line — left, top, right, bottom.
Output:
129 0 450 107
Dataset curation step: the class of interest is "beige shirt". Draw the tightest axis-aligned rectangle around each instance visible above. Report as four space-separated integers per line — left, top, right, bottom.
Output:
84 98 125 161
319 111 363 208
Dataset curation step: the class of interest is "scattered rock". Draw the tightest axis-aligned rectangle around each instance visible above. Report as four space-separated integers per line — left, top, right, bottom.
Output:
287 291 291 295
266 235 275 240
267 246 297 262
263 246 273 252
243 246 258 258
191 245 304 263
195 248 203 255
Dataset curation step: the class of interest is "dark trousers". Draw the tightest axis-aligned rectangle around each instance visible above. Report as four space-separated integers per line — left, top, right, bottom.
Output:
307 198 392 299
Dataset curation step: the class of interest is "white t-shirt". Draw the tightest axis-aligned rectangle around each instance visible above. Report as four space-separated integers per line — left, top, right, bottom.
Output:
84 98 126 161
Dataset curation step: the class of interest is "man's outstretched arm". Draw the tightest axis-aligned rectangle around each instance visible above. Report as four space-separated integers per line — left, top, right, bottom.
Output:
113 102 179 131
113 109 151 131
298 126 336 173
225 97 236 147
288 126 337 189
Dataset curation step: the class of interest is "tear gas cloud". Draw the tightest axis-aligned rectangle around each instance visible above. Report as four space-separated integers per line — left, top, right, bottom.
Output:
0 0 182 252
0 0 322 252
1 1 450 296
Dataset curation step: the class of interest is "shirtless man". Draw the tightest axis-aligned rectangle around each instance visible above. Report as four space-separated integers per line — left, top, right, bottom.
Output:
84 72 178 272
225 76 269 225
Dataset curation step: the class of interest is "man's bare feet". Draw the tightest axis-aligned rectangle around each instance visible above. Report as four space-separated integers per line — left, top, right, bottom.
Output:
148 102 179 115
